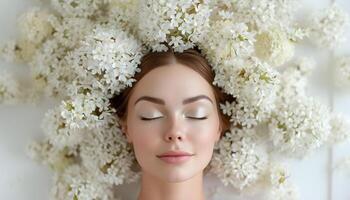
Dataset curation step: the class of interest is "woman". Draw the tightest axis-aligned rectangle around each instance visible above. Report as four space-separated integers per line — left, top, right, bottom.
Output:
111 46 233 200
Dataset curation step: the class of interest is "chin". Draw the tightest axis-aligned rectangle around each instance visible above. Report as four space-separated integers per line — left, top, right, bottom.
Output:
160 168 202 183
164 173 195 183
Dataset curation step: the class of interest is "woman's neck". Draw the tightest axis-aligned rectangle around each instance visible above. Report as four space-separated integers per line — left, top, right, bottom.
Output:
137 171 206 200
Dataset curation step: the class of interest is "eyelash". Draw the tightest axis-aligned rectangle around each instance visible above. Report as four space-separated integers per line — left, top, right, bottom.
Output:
140 116 208 121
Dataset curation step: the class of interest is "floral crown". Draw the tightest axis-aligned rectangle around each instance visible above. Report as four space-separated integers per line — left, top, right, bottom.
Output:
1 0 350 199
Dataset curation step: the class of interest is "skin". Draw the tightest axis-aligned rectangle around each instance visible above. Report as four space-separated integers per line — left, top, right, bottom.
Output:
120 63 222 200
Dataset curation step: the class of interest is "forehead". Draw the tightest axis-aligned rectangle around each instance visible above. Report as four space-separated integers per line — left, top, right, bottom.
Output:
129 63 216 104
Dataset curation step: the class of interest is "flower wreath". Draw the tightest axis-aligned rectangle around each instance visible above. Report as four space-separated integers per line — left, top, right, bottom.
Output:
1 0 350 199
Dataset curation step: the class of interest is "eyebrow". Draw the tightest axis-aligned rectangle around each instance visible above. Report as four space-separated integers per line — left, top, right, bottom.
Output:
134 95 214 106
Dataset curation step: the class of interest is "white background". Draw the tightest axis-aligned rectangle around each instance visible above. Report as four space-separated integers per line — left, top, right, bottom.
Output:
0 0 350 199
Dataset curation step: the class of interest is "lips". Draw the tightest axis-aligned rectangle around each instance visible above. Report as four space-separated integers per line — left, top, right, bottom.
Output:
157 150 194 164
157 150 194 157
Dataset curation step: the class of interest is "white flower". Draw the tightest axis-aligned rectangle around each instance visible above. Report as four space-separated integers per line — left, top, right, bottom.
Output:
51 165 118 200
278 57 316 100
215 58 279 104
269 97 331 158
292 57 315 76
310 3 350 49
266 163 299 200
334 55 350 87
286 25 310 42
255 28 295 67
66 24 143 97
26 139 78 172
277 57 315 99
103 0 138 35
49 16 94 49
327 112 350 145
220 98 271 129
210 126 268 190
278 71 306 99
0 39 37 63
29 39 75 98
15 39 37 62
269 163 291 187
215 0 300 32
0 9 54 63
0 40 17 62
200 20 255 67
28 18 97 99
0 70 20 104
268 178 299 200
50 0 103 18
27 17 93 99
138 0 212 52
59 90 115 129
80 119 140 185
2 1 348 198
215 58 280 127
17 7 54 45
270 59 330 157
41 105 85 149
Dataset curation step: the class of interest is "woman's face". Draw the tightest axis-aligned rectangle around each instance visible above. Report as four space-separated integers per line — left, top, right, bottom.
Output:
122 63 222 183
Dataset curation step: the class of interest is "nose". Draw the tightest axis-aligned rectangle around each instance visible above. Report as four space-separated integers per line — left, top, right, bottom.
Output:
165 134 182 142
164 115 185 142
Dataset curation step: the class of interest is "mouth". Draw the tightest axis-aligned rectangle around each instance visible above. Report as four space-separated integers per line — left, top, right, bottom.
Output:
157 150 194 157
156 150 194 164
157 155 193 164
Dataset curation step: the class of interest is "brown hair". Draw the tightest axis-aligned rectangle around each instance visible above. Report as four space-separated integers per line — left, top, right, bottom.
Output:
110 46 234 138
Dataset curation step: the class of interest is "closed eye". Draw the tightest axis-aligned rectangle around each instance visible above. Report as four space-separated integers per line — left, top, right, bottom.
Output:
186 116 208 120
140 116 163 121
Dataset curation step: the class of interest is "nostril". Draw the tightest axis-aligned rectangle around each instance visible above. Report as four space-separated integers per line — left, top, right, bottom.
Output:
166 135 182 141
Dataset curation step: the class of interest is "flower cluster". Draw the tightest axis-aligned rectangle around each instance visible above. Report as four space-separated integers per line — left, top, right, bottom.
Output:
200 20 255 67
217 58 280 128
212 0 299 32
265 163 299 200
1 0 350 199
63 92 113 127
27 139 78 172
41 89 115 148
30 115 139 199
41 105 85 149
277 57 315 100
0 8 54 63
334 55 350 87
26 16 95 99
50 0 104 18
0 70 20 104
17 7 54 46
105 0 139 35
51 165 119 200
210 126 268 189
66 24 144 98
137 0 212 52
79 121 140 186
264 57 333 158
268 96 331 158
327 112 350 145
310 3 350 49
255 28 295 67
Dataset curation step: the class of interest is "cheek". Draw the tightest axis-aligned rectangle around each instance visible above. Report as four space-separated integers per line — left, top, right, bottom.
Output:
127 118 161 156
189 118 220 150
128 128 158 167
188 119 220 170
